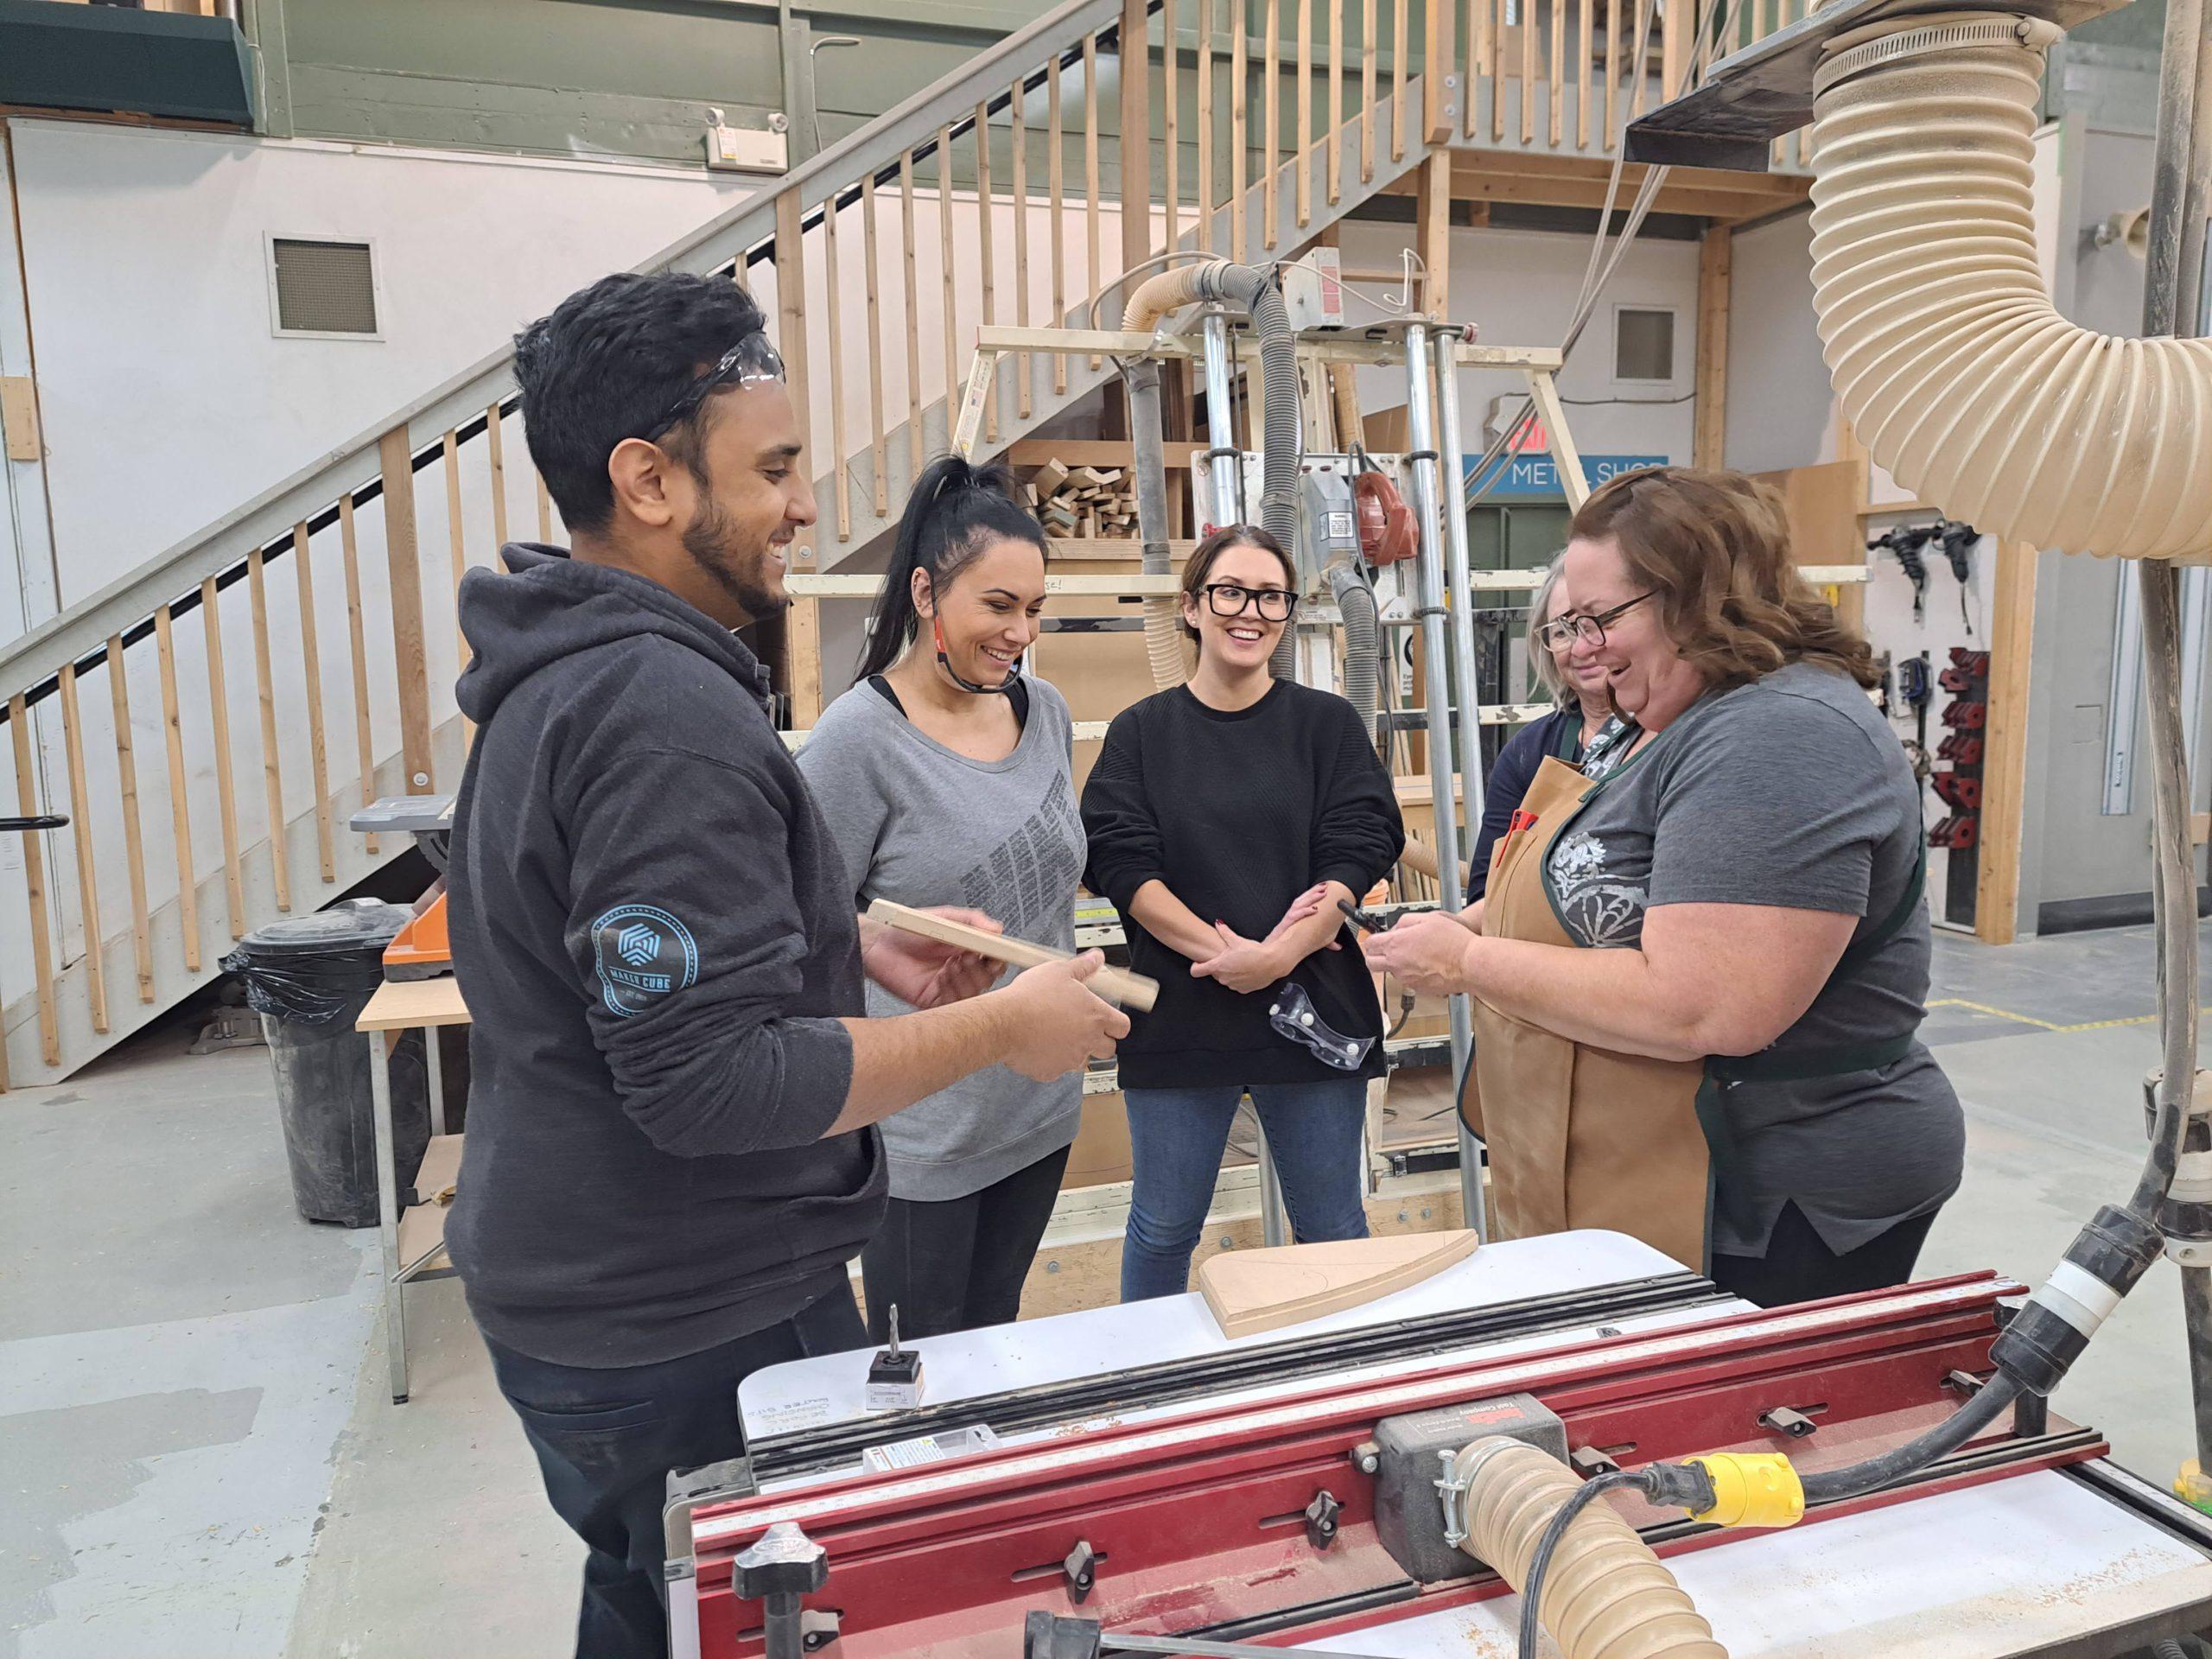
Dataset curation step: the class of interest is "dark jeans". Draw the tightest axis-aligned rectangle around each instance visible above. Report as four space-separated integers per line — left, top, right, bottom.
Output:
861 1144 1072 1341
1121 1078 1371 1301
482 1280 867 1659
1709 1200 1940 1309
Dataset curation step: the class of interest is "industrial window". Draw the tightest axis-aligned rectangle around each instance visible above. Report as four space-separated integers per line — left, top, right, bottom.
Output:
269 238 379 339
1612 306 1677 386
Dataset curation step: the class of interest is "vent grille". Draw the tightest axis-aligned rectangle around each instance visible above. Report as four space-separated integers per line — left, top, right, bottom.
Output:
1613 307 1676 384
271 239 378 336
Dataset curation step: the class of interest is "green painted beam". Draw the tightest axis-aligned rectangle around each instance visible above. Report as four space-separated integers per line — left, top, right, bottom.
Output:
0 0 257 126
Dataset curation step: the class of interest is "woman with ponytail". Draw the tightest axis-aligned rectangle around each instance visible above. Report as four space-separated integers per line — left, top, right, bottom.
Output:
798 456 1084 1339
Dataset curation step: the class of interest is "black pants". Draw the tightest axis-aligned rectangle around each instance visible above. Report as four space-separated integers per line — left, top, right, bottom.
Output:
482 1280 867 1659
1709 1200 1939 1309
860 1144 1071 1342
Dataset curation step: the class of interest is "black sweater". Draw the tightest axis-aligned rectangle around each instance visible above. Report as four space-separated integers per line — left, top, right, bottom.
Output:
445 543 884 1369
1081 681 1405 1089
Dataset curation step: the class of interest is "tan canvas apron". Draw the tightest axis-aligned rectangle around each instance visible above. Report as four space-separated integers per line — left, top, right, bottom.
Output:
1460 747 1928 1273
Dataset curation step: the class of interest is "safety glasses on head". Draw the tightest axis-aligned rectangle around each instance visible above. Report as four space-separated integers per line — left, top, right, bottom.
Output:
645 330 786 442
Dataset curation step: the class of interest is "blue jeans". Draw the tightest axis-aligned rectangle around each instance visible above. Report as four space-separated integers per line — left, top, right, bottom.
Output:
1121 1078 1371 1301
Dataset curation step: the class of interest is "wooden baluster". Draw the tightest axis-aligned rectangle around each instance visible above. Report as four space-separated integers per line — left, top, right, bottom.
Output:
486 404 510 551
1049 60 1068 390
1605 0 1620 144
772 186 816 582
1122 0 1155 268
292 524 334 882
1392 0 1407 161
200 577 245 936
902 152 927 463
1361 0 1377 181
153 606 200 973
1426 0 1458 143
1662 0 1682 99
1579 0 1592 148
1753 0 1766 46
1550 0 1565 143
1264 0 1281 249
443 434 470 753
57 661 109 1032
1328 0 1344 201
1231 10 1249 261
823 188 853 539
864 175 893 505
976 105 1000 443
1198 1 1217 250
245 546 291 912
1522 0 1538 143
337 498 378 855
1083 41 1102 366
9 694 60 1065
1632 0 1651 117
1165 0 1183 244
104 638 153 1002
938 124 962 409
1297 0 1313 227
377 428 435 797
1469 0 1484 139
1010 92 1033 420
1494 0 1509 140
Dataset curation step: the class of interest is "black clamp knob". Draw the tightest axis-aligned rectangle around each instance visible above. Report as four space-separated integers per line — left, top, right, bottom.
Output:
734 1521 830 1601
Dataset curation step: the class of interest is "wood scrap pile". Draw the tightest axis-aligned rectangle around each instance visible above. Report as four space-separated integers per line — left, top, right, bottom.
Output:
1024 457 1136 539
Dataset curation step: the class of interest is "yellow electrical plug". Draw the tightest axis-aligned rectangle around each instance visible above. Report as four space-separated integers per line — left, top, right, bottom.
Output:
1686 1453 1805 1529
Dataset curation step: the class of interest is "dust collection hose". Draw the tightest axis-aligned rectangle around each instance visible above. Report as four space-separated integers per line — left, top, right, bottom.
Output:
1121 262 1304 690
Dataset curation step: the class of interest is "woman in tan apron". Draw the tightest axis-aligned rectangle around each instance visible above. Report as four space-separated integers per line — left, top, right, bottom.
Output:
1366 467 1962 1305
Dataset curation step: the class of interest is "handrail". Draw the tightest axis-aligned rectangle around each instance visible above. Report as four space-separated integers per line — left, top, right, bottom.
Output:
0 0 1131 709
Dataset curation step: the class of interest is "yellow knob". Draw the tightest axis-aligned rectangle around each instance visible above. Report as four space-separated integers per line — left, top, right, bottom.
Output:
1688 1453 1805 1529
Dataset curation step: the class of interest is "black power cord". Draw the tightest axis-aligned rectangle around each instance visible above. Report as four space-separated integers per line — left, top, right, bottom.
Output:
1516 1471 1642 1658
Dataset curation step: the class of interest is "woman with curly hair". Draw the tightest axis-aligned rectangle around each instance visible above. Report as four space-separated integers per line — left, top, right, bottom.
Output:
1364 467 1961 1307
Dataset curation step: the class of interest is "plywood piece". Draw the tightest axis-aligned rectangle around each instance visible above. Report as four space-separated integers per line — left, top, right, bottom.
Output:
1198 1229 1480 1337
359 976 473 1033
865 899 1159 1011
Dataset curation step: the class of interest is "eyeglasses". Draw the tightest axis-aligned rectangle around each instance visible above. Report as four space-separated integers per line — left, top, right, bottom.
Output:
1535 590 1655 651
644 331 786 442
1202 582 1298 622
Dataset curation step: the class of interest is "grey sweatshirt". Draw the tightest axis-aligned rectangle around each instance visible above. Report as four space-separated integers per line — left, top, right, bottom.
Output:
798 675 1086 1200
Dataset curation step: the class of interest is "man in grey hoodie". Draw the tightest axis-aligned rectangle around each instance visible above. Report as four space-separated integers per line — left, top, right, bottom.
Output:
446 270 1126 1659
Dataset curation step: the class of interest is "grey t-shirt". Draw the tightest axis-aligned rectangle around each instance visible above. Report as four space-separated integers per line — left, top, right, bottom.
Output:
1543 659 1964 1258
797 675 1087 1202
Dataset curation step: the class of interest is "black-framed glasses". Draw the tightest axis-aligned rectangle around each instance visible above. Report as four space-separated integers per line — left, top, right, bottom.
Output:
644 331 786 442
1202 582 1298 622
1535 590 1655 651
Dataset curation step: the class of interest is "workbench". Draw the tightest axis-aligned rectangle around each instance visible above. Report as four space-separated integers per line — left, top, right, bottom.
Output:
681 1232 2212 1659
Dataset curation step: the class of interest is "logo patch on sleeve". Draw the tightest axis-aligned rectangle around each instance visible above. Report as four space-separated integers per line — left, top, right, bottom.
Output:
591 904 700 1017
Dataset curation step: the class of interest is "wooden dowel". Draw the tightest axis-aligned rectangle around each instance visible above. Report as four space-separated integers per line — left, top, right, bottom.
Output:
976 103 1000 444
1165 0 1182 243
201 576 245 938
1231 12 1249 261
154 606 200 974
485 403 509 550
823 190 852 540
1297 0 1313 227
1328 0 1344 202
1361 0 1377 181
338 497 378 857
1198 1 1217 251
9 693 60 1065
1009 91 1033 421
104 638 153 1003
1392 0 1408 161
863 175 892 506
56 661 108 1033
1082 41 1102 368
245 546 291 912
901 151 927 466
1264 0 1282 248
1049 59 1068 391
292 524 334 883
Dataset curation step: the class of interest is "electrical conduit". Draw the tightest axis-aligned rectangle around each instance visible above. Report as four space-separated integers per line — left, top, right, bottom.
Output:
1807 12 2212 562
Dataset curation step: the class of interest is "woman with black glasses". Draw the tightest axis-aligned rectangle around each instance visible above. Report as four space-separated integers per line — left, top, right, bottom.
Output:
1082 525 1404 1301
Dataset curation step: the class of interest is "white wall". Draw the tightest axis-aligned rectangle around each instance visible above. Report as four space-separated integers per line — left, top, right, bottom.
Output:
5 118 763 618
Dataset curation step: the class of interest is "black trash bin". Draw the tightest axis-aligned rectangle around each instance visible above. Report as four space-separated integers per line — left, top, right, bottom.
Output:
225 899 431 1228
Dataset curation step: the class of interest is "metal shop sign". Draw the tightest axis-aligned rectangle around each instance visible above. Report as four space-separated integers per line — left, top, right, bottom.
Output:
1468 453 1669 500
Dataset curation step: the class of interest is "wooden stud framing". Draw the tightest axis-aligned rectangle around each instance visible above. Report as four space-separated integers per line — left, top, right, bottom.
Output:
1392 0 1408 160
292 524 334 882
154 606 200 974
1264 0 1281 249
1297 0 1313 227
1694 225 1731 469
337 497 378 855
786 582 825 729
862 176 892 506
903 152 927 463
377 426 435 796
976 104 1000 443
1976 541 2038 946
245 546 291 912
1199 2 1217 248
200 577 244 938
1361 0 1376 181
1328 0 1344 202
1049 59 1069 391
1417 150 1452 318
1231 12 1249 260
56 662 108 1033
486 403 509 551
9 693 60 1065
1009 93 1034 420
105 638 153 1003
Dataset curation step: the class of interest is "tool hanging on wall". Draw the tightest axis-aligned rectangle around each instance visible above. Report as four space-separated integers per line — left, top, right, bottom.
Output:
1868 524 1931 620
1934 522 1980 634
1897 652 1934 785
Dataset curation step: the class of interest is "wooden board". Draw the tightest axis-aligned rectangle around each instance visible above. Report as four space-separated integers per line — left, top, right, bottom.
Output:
865 899 1158 1012
1198 1229 1481 1338
359 975 473 1033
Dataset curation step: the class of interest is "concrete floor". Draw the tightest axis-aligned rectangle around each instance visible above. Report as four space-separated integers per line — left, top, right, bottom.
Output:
3 925 2210 1658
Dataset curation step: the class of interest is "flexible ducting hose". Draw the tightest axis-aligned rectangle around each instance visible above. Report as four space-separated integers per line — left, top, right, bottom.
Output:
1808 12 2212 562
1122 262 1305 690
1449 1440 1727 1659
1331 563 1382 733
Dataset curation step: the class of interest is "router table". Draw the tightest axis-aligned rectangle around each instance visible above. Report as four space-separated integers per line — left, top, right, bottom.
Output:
666 1233 2212 1659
